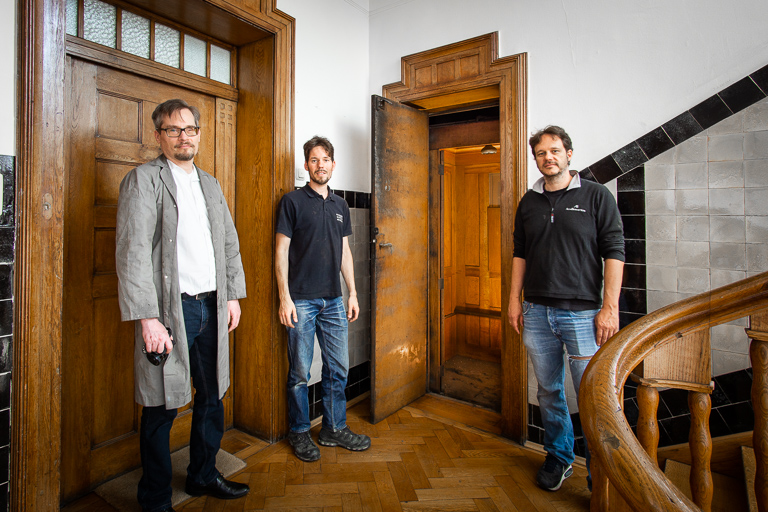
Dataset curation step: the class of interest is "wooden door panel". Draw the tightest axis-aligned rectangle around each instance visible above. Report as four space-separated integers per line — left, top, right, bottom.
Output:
63 59 234 501
371 96 429 424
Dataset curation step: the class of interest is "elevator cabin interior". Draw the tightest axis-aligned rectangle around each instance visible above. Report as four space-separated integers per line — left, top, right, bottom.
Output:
432 106 502 412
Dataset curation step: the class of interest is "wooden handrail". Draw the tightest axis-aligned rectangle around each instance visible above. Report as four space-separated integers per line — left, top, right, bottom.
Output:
580 271 768 511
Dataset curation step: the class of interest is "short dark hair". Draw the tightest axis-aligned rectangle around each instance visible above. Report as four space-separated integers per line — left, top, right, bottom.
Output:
152 99 201 131
303 136 335 163
529 125 573 157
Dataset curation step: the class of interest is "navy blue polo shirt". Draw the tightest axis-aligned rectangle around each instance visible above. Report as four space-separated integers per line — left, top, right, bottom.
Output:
276 184 352 300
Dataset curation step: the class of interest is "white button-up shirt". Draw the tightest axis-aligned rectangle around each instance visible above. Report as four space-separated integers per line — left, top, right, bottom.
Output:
169 159 216 295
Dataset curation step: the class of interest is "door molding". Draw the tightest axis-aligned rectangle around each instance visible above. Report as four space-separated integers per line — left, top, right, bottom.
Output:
382 33 528 443
15 0 294 508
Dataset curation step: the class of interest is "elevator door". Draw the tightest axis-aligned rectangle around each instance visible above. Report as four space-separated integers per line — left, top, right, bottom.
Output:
370 95 429 424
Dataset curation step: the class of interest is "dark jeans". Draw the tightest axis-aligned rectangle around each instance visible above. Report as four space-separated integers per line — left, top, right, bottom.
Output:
137 295 223 512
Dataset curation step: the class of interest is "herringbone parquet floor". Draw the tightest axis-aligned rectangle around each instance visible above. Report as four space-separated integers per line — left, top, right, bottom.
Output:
65 394 591 512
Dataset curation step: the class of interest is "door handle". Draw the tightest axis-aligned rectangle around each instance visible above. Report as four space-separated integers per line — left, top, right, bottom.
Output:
378 243 393 248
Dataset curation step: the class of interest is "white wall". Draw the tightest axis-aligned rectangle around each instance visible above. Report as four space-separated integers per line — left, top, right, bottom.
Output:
277 0 371 192
0 0 15 156
369 0 768 187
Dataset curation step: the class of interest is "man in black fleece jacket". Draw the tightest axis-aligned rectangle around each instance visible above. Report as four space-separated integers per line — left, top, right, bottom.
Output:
507 126 624 492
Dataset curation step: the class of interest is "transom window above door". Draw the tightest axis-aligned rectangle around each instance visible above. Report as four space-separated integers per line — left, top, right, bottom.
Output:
66 0 234 85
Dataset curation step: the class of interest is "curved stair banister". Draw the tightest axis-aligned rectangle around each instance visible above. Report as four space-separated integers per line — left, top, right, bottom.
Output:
580 271 768 511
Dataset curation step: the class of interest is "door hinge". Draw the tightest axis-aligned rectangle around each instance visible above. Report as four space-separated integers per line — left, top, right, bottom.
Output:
438 278 444 290
374 96 387 111
439 151 444 175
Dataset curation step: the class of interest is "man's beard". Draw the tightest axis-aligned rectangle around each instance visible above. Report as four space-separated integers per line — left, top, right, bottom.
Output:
174 145 196 161
310 172 330 185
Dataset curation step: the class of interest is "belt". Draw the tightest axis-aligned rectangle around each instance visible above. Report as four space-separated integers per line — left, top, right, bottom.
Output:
181 291 216 301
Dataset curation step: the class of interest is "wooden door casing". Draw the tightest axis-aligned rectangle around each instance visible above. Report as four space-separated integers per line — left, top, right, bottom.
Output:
381 34 527 441
62 58 235 500
370 95 430 424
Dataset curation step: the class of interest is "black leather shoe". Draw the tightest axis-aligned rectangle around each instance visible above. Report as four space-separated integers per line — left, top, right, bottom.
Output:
185 472 249 500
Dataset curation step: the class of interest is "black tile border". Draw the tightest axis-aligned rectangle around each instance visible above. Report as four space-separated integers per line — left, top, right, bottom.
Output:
297 186 373 212
528 367 755 451
582 63 767 186
308 360 370 421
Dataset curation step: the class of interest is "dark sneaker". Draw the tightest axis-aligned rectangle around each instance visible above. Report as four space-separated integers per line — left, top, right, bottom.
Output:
536 453 573 491
288 431 320 462
317 426 371 451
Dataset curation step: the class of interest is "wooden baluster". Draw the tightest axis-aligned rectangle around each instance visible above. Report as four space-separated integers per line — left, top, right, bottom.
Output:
751 337 768 512
636 384 660 467
591 457 609 512
689 391 713 512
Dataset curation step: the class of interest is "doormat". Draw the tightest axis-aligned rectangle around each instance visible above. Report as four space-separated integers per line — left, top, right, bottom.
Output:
93 447 246 511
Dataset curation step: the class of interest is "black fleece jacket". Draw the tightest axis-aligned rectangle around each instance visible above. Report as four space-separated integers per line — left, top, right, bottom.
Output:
513 172 625 307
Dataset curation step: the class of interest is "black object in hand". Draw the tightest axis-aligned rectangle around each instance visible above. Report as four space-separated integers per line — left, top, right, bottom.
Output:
143 326 173 366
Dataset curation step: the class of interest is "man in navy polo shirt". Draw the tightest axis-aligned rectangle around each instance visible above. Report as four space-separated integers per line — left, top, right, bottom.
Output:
275 135 371 462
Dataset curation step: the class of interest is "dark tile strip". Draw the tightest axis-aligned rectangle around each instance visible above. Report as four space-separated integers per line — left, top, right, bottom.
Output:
582 63 768 185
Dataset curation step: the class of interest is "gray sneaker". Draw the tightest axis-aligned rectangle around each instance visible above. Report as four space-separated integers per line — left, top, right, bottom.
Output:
317 426 371 451
288 431 320 462
536 454 573 491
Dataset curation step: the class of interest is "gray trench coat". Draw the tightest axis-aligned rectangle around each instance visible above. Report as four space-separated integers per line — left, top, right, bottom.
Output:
115 155 246 409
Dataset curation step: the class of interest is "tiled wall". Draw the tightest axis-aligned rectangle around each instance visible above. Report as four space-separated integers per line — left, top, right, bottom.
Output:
528 64 768 451
644 98 768 374
0 155 13 509
307 190 372 421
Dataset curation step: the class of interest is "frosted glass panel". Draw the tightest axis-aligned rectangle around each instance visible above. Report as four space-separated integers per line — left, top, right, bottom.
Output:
83 0 116 48
155 24 180 68
210 45 231 84
184 35 207 77
121 11 150 59
66 0 78 36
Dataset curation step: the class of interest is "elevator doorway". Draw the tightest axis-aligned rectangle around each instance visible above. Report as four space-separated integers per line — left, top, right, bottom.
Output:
439 141 502 411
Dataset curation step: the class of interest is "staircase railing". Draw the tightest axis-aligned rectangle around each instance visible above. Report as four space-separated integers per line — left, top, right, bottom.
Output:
580 271 768 511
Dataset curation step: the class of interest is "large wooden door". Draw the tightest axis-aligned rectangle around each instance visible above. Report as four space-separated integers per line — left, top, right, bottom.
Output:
370 96 429 423
61 58 236 501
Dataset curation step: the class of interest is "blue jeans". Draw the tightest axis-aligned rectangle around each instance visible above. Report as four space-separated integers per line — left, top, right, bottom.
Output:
522 301 599 474
138 295 224 512
286 297 349 433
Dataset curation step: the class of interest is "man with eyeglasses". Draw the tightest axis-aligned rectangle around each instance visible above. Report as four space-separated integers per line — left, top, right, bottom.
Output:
116 99 248 512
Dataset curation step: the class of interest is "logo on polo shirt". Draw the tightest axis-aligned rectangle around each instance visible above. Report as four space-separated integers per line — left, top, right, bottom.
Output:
336 213 344 223
566 204 587 213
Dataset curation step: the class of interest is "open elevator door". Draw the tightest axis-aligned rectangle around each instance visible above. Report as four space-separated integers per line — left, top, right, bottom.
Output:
370 95 430 424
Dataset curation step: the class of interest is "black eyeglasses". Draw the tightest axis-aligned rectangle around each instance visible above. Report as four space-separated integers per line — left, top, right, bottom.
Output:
158 126 200 137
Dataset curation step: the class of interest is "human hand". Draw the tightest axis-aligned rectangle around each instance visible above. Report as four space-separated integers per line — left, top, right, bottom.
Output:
227 299 241 332
347 295 359 322
140 318 173 355
594 306 619 346
507 300 524 334
279 297 298 328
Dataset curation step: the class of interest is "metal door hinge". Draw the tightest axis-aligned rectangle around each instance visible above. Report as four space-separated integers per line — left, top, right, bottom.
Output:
439 151 444 175
438 278 444 290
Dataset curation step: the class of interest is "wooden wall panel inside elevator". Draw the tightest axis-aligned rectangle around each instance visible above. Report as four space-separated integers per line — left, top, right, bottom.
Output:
443 148 502 364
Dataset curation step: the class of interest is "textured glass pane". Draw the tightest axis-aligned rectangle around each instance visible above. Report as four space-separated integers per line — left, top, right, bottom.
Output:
83 0 116 48
155 24 180 68
66 0 78 36
184 35 207 77
210 45 231 84
121 11 150 59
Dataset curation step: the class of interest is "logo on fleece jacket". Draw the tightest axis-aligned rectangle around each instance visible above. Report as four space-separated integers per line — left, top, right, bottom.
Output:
565 204 587 213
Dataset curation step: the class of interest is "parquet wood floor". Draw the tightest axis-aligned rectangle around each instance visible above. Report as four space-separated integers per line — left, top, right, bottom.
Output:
63 394 591 512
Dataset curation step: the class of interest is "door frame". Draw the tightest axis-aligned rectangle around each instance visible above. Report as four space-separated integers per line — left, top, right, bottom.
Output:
381 33 528 443
14 0 295 508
